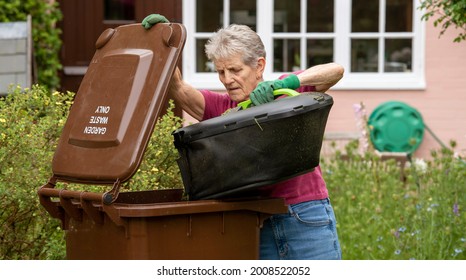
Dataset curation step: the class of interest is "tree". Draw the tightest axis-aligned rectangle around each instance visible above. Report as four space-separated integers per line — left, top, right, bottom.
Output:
419 0 466 43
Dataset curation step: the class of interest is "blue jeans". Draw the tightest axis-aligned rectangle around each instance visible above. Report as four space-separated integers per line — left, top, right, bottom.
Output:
259 198 342 260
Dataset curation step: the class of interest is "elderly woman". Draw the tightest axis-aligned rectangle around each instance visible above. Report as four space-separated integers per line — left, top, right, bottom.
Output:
143 14 344 260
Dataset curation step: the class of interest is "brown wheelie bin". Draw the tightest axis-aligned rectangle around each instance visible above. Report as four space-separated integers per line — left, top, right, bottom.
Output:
38 22 287 260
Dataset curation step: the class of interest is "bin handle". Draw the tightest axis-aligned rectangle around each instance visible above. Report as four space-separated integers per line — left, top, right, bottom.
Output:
162 24 173 47
38 177 64 225
237 88 300 110
59 189 83 222
38 176 125 228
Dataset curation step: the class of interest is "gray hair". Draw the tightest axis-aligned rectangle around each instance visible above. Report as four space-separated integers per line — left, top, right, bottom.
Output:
205 24 266 68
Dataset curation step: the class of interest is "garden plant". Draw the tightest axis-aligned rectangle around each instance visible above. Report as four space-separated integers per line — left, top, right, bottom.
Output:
322 139 465 259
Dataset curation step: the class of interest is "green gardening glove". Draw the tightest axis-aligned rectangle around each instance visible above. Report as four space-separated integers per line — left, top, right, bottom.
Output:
141 14 169 29
249 74 300 106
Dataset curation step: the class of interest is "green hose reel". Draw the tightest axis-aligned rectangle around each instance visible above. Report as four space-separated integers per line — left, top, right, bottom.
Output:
368 101 425 154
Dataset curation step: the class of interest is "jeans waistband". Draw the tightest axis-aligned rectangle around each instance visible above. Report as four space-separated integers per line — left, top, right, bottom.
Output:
287 198 330 212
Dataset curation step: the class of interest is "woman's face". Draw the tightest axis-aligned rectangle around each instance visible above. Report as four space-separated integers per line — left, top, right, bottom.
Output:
214 54 265 102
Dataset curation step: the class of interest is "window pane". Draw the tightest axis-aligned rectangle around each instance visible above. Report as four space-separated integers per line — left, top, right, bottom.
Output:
307 39 334 66
307 0 334 32
104 0 135 20
274 0 300 32
351 39 378 72
274 39 301 72
385 39 412 72
386 0 412 32
352 0 379 32
230 0 257 31
197 0 223 32
196 39 214 72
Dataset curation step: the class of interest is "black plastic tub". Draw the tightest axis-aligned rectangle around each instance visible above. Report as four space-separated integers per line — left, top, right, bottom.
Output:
173 92 333 200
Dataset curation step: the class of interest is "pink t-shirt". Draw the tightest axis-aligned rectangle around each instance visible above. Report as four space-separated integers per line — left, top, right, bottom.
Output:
200 76 329 205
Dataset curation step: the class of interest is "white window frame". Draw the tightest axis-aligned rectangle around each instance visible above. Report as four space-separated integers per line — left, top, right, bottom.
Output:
182 0 425 90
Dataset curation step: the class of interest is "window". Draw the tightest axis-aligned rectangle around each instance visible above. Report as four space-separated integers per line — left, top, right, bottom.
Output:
192 0 257 73
273 0 335 72
183 0 425 90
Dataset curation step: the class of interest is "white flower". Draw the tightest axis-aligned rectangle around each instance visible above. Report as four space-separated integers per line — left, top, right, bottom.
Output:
406 158 427 174
414 158 427 173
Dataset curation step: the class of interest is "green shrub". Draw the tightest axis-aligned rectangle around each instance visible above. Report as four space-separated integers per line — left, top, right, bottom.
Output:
124 103 184 192
0 85 183 259
0 85 72 259
322 140 466 259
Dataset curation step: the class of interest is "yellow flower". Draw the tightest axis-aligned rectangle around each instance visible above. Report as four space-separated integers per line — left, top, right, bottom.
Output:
0 118 6 123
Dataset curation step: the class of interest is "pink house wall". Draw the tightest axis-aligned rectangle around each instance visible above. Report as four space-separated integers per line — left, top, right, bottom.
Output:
326 23 466 158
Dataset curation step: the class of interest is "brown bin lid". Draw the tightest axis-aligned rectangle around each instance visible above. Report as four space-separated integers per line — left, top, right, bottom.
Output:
52 23 186 184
